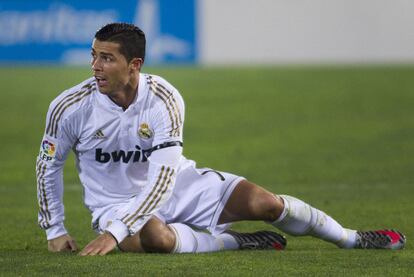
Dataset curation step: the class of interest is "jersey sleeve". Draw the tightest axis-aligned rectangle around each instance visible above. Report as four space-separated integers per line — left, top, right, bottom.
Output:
150 85 185 146
36 101 78 240
104 86 185 243
105 146 182 242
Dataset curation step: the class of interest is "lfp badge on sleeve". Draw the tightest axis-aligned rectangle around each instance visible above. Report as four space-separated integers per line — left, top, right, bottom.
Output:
39 139 57 161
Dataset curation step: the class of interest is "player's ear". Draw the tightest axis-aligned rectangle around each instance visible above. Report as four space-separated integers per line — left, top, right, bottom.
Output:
129 58 143 72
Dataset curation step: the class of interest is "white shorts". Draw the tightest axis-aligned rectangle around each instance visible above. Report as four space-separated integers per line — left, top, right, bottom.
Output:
95 166 244 235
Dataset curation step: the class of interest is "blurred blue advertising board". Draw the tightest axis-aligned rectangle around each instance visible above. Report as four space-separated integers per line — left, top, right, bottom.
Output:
0 0 196 65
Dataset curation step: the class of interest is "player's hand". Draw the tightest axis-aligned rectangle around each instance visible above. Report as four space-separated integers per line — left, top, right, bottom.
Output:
79 232 117 256
48 234 78 252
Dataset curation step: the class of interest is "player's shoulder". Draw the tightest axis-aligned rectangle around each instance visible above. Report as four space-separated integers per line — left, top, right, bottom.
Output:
144 73 182 96
143 73 184 106
143 73 185 136
48 77 96 113
45 78 96 137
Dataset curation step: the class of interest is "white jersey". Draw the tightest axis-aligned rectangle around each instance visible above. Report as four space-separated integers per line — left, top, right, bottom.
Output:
36 73 194 242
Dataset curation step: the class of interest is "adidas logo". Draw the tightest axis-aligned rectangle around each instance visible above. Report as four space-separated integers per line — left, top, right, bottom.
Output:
93 129 106 139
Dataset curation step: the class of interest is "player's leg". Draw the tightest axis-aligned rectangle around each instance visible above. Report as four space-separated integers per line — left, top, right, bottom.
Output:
118 216 240 253
117 176 287 253
218 179 284 222
156 168 286 252
118 232 144 253
169 222 286 252
119 217 174 253
219 180 406 250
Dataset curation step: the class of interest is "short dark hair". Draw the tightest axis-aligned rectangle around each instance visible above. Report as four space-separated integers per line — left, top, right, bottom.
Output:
95 22 146 62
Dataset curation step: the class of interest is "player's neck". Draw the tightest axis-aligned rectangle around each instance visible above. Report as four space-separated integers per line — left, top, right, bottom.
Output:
109 79 139 111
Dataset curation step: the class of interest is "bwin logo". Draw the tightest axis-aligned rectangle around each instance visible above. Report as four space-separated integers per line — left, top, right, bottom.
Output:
95 146 151 163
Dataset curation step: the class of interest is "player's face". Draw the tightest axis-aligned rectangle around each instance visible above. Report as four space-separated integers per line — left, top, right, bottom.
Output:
91 39 136 94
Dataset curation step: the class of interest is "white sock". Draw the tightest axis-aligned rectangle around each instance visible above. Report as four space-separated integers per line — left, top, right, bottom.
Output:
169 223 239 253
271 195 357 248
216 232 240 250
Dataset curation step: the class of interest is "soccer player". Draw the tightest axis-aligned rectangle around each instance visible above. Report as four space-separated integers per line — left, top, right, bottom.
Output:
36 23 406 256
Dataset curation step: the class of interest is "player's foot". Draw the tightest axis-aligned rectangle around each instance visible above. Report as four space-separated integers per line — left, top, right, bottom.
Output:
225 230 287 250
355 229 406 250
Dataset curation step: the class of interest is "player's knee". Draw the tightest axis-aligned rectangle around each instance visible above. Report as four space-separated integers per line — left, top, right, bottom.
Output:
140 228 175 253
140 220 175 253
251 192 284 222
118 234 144 253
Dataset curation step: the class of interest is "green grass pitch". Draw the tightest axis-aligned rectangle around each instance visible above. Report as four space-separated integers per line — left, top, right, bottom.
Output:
0 66 413 276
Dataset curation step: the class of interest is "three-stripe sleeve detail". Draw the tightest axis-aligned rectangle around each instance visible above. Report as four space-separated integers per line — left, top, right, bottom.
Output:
142 169 175 216
147 76 182 137
121 166 166 226
46 82 95 138
157 82 183 127
122 166 175 229
36 159 50 229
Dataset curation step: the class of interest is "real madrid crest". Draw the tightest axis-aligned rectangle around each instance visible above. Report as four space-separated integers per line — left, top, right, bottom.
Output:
138 123 153 139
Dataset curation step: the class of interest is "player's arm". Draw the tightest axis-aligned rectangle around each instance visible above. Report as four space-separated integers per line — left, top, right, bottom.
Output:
80 84 184 256
36 101 78 252
79 145 182 256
